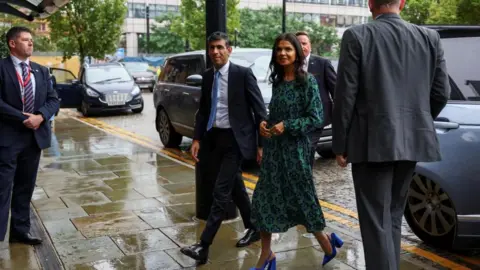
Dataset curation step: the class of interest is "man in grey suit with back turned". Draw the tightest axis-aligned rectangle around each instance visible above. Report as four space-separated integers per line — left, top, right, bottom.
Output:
332 0 450 268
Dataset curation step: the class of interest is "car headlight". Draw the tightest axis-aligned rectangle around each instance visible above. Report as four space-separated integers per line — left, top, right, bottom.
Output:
131 85 141 96
86 88 99 97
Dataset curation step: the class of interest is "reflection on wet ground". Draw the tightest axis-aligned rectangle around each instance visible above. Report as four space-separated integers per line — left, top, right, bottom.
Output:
1 113 478 269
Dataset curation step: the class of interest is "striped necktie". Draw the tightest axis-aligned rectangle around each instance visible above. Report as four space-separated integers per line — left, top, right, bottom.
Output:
20 62 34 113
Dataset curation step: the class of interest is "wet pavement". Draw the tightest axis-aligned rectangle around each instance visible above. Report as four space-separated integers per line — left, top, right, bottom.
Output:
1 104 479 269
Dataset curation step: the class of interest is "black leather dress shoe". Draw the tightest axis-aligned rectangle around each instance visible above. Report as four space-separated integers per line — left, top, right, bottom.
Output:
236 229 260 247
9 233 42 245
180 243 208 264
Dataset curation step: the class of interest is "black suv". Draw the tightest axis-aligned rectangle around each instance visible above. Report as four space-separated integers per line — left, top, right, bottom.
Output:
51 62 144 116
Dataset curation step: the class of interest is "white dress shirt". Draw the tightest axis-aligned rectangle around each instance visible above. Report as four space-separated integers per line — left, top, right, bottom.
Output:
213 61 231 128
11 55 36 98
303 53 311 72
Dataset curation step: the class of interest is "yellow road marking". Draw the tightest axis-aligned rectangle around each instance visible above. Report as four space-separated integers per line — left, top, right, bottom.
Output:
402 244 471 270
66 111 473 270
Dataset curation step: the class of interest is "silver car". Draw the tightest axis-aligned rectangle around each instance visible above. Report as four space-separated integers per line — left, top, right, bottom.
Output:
403 26 480 250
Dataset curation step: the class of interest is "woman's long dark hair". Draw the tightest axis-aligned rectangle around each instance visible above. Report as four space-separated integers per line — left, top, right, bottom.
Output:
268 33 307 87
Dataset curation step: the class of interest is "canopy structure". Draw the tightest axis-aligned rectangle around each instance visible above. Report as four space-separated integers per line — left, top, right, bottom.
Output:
0 0 69 21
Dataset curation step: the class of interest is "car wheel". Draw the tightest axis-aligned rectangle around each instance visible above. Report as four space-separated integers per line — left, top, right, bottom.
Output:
156 108 182 148
316 148 336 159
404 173 456 249
81 101 90 117
132 101 144 114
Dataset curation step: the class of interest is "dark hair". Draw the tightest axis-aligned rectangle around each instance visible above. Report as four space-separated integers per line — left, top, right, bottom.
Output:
207 31 231 47
269 33 307 87
372 0 400 8
6 26 32 50
295 31 310 38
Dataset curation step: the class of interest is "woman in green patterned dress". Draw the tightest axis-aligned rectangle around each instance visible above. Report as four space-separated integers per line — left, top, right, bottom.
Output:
250 33 343 270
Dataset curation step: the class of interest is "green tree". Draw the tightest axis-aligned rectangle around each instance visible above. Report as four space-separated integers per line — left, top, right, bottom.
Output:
427 0 461 24
457 0 480 24
170 0 240 50
401 0 432 25
48 0 127 64
238 7 339 56
138 13 185 54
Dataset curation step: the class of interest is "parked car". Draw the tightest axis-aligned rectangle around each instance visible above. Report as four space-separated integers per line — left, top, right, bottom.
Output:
153 48 272 148
403 26 480 250
123 62 156 92
51 62 144 116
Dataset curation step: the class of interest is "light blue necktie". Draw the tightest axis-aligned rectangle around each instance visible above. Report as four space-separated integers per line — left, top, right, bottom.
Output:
207 71 221 131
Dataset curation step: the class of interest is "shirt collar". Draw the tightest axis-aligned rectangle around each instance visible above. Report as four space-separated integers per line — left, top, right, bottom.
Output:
10 55 30 67
214 61 230 76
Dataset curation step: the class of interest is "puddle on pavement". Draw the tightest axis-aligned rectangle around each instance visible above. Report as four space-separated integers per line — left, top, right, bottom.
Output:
155 193 196 206
134 207 193 228
71 211 152 238
110 229 177 254
0 244 41 270
55 236 124 266
102 188 146 201
69 250 181 270
81 198 164 215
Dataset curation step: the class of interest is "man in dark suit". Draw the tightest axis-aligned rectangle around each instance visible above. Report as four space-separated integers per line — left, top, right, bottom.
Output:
0 26 60 244
180 32 267 263
295 31 337 166
332 0 450 268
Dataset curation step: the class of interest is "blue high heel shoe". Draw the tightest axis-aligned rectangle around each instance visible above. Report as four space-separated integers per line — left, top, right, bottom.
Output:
250 251 276 270
322 232 344 266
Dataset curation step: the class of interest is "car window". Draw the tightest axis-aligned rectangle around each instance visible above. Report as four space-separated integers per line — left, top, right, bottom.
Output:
86 66 132 84
173 58 189 84
441 36 480 101
161 58 178 83
123 62 149 73
51 69 76 83
188 57 203 76
230 51 271 82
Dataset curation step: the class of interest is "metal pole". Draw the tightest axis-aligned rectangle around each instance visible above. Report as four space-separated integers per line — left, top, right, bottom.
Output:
205 0 227 68
234 28 238 47
146 4 150 54
282 0 286 33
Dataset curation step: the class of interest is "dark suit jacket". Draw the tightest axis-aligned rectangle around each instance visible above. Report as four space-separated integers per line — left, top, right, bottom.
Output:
332 13 450 163
307 54 336 128
0 57 60 150
194 62 267 160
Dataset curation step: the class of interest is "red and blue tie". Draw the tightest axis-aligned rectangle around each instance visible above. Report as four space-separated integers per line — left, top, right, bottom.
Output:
20 62 34 113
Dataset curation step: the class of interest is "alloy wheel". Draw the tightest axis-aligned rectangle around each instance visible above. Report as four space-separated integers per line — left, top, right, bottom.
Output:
407 174 456 237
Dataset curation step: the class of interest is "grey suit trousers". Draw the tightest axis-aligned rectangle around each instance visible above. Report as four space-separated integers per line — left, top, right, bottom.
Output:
352 161 416 270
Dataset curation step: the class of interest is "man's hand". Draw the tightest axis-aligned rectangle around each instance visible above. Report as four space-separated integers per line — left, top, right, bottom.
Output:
259 121 271 138
191 140 200 163
336 155 348 168
270 122 285 136
257 147 263 165
23 113 44 130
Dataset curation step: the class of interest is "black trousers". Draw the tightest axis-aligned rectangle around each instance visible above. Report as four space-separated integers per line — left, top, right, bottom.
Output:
199 128 255 245
309 128 323 168
0 133 41 240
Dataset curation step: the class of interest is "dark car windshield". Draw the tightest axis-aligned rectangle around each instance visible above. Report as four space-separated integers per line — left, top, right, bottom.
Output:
440 36 480 100
86 66 132 84
123 62 150 73
230 50 271 82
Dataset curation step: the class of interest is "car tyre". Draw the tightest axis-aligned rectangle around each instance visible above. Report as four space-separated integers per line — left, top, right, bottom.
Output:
156 108 182 148
404 173 456 249
316 148 336 159
132 101 144 114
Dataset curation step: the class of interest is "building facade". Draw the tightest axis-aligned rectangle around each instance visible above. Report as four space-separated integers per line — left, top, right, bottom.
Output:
123 0 371 56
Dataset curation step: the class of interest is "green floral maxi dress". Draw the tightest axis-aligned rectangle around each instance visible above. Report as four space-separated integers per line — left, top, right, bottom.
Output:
252 73 326 233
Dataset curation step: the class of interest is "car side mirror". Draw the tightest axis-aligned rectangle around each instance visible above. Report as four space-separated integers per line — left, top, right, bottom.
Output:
186 74 202 86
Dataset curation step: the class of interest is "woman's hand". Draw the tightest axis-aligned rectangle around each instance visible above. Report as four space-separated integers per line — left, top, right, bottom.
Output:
260 121 271 138
270 122 285 136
